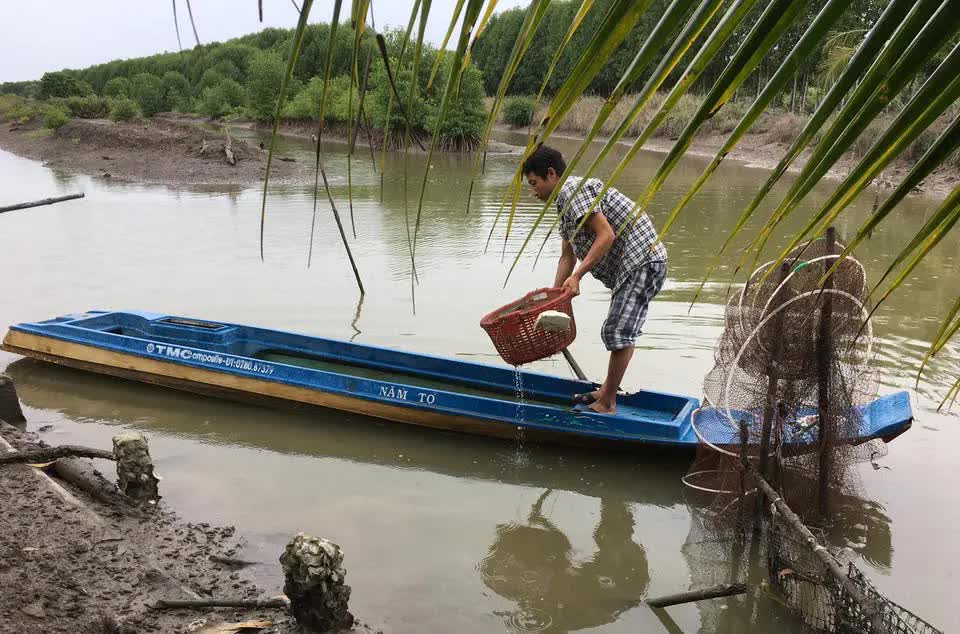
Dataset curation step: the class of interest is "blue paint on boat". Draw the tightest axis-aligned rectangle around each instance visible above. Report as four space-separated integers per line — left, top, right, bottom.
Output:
3 311 913 449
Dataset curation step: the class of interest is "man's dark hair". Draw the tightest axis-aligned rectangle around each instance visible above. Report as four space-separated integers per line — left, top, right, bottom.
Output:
523 145 566 179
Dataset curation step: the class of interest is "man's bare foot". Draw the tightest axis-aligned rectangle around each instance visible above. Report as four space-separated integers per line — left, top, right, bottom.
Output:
588 400 616 415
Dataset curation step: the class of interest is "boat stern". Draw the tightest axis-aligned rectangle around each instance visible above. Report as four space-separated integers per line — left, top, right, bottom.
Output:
862 390 913 443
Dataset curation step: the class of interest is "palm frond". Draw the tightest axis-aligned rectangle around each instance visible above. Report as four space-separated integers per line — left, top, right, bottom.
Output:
260 0 315 261
427 0 467 91
763 40 960 282
820 111 960 284
412 0 487 262
462 0 502 70
532 0 596 117
172 0 183 51
185 0 200 45
645 0 840 242
538 0 763 249
745 0 956 269
686 0 920 308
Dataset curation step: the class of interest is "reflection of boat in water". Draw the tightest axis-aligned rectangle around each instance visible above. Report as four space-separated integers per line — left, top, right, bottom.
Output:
4 357 689 504
2 311 911 452
7 359 895 632
478 490 649 633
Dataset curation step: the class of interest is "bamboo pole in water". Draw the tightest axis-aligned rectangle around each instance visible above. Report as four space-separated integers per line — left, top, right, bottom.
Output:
0 193 84 214
817 226 837 518
748 465 884 630
646 583 749 608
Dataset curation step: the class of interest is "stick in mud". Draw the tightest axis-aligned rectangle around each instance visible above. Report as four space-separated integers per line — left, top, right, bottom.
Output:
151 597 288 610
209 554 259 568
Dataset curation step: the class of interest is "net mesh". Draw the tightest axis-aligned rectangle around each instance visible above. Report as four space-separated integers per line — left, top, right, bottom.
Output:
767 516 941 634
686 233 881 517
681 232 941 633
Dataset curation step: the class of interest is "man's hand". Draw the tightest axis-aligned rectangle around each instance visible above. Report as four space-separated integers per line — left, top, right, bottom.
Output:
561 275 581 297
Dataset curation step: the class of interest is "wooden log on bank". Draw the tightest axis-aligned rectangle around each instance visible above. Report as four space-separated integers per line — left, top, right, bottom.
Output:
0 192 84 214
52 456 143 514
646 583 749 608
0 444 114 465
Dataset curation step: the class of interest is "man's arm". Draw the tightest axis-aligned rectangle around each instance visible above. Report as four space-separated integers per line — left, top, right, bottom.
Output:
560 212 614 296
555 239 576 288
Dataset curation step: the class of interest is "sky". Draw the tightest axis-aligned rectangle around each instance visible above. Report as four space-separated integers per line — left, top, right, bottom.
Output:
1 0 527 83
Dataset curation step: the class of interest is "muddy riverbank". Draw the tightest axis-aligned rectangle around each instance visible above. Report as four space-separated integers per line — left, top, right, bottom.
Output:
0 115 311 187
0 113 520 188
0 420 305 632
495 124 960 201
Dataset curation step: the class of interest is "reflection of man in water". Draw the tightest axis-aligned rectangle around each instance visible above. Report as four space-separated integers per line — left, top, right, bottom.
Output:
478 490 649 632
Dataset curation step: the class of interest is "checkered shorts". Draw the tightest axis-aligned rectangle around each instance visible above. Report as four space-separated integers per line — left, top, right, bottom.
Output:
601 261 667 351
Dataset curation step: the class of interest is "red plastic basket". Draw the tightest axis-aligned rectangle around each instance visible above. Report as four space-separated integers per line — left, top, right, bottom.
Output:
480 287 577 366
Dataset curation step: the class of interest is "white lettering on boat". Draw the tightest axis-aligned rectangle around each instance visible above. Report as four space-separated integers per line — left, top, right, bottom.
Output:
146 343 275 375
379 385 409 400
418 392 436 404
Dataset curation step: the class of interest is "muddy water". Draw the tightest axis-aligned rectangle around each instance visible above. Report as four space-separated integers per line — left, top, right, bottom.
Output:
0 129 957 632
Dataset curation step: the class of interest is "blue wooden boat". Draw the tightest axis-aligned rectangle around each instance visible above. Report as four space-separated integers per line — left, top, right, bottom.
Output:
1 311 912 451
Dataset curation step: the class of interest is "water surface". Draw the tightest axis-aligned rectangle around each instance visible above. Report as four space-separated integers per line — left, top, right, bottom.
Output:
0 130 956 633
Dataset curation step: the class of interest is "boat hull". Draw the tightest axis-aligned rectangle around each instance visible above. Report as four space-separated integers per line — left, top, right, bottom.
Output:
1 311 912 452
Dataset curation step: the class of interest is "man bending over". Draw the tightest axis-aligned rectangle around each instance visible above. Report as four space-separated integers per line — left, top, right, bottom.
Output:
523 145 667 415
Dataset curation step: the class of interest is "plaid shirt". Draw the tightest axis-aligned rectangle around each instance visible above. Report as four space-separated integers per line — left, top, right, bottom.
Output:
557 177 667 291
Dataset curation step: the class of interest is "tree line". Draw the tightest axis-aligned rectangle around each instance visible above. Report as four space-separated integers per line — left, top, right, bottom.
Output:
0 25 486 150
470 0 939 113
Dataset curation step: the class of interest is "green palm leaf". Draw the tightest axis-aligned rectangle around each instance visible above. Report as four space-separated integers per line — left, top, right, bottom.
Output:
426 0 467 91
746 0 958 264
346 0 371 239
821 112 960 283
530 0 655 146
377 0 423 203
866 186 960 326
531 0 595 118
918 295 960 388
412 0 487 260
546 0 763 246
260 0 315 261
303 1 366 293
465 0 560 225
693 0 936 302
766 41 960 275
657 0 854 241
